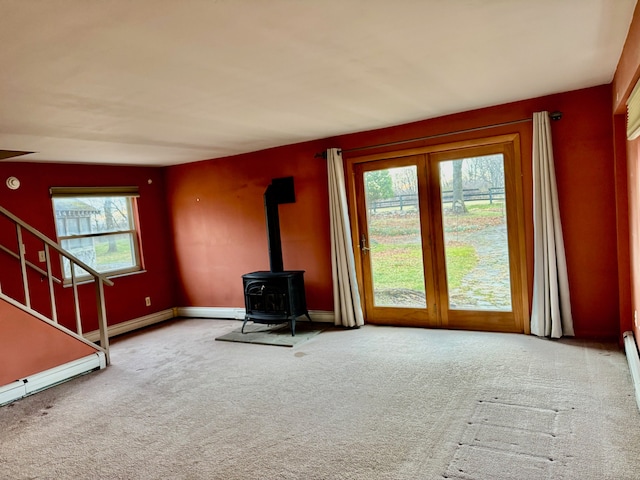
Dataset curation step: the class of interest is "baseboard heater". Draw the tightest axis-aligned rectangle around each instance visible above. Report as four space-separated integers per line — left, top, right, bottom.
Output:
0 352 105 406
623 331 640 413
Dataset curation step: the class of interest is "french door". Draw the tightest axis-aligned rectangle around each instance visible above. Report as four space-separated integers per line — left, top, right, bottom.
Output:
350 135 528 333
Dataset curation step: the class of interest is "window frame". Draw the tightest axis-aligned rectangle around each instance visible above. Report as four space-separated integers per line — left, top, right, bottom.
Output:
50 186 143 282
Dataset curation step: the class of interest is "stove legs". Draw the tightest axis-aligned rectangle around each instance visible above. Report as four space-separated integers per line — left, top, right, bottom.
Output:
241 311 312 337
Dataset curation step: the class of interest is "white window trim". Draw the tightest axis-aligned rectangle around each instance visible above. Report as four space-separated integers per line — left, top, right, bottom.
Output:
51 187 142 282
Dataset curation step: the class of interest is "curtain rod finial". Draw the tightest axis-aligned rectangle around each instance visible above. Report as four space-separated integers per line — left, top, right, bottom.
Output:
550 111 563 121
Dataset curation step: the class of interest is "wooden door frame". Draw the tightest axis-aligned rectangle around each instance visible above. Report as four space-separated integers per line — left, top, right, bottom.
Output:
428 138 529 333
345 133 530 333
352 156 438 327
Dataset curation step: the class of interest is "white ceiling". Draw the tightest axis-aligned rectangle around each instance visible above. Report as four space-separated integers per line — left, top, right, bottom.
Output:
0 0 636 167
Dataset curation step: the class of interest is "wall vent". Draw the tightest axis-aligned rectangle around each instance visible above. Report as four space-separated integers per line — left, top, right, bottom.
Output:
627 78 640 140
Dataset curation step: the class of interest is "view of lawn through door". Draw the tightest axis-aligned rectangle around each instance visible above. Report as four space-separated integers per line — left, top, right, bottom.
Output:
364 166 426 308
353 134 526 332
363 155 511 311
438 154 511 310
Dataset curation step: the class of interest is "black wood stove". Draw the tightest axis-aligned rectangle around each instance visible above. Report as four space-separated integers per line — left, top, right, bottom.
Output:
242 177 310 336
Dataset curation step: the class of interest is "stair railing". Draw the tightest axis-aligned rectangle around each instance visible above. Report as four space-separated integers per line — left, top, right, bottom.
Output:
0 205 113 364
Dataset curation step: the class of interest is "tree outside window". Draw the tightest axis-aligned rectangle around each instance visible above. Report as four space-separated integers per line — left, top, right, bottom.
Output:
52 191 141 280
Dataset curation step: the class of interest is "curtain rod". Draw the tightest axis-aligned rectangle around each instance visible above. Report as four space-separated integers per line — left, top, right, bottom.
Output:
314 111 562 158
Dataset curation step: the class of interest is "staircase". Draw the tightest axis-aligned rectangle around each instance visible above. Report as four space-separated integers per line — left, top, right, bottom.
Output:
0 204 112 404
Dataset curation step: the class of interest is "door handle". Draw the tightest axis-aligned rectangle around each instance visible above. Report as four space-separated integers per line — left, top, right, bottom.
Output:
360 234 370 254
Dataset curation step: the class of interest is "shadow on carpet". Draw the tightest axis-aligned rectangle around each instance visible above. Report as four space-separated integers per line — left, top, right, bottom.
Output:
215 322 327 347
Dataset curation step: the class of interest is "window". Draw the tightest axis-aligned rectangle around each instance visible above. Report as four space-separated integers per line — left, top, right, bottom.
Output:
51 187 142 280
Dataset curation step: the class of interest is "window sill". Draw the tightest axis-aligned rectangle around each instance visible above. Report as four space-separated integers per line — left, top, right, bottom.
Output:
62 269 147 287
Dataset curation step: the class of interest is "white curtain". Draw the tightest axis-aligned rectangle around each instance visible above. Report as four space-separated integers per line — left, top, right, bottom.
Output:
327 148 365 328
530 111 574 338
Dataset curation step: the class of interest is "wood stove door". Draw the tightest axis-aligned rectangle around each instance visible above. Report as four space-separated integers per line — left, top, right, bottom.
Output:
245 280 288 316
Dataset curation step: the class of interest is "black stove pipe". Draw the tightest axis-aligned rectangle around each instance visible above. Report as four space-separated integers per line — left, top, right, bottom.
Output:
264 177 295 272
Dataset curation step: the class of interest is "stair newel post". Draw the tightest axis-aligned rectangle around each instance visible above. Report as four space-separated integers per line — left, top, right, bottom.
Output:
44 243 58 323
16 224 31 309
95 276 110 365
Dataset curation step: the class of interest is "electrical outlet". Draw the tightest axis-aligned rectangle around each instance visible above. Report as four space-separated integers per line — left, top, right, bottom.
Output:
145 297 151 307
38 250 46 262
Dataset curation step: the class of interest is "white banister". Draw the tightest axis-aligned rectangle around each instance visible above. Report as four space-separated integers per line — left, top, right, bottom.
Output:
0 244 62 284
70 263 82 336
0 205 113 287
15 224 31 309
44 244 58 324
0 204 112 365
95 277 110 365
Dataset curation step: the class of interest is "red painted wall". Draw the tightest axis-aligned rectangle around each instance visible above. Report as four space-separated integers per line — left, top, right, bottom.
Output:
165 139 333 310
166 85 619 339
628 138 640 339
613 2 640 114
613 114 632 339
0 299 97 385
613 1 640 346
0 162 177 334
0 95 620 342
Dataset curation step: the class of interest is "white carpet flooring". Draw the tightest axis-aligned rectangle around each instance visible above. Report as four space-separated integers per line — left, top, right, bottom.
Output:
1 319 640 479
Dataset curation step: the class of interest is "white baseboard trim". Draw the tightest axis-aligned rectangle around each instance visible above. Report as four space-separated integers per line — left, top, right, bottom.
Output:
0 381 25 406
84 308 176 342
623 331 640 413
305 310 335 323
175 306 246 320
83 306 333 344
176 306 335 323
0 352 105 406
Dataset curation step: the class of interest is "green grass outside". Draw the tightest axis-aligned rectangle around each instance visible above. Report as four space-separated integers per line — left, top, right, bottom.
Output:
443 244 478 288
371 243 477 291
94 237 134 268
366 201 499 296
370 244 425 292
463 201 506 217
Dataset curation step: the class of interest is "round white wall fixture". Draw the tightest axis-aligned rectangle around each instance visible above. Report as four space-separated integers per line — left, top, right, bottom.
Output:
6 176 20 190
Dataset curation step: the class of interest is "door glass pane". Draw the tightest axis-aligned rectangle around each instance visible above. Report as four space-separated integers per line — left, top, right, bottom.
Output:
439 155 512 311
364 166 426 308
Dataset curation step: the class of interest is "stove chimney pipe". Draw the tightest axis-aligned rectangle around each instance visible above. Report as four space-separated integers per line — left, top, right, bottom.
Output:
264 177 295 272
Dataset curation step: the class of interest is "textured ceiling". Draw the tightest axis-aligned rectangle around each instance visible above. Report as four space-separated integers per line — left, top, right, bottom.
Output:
0 0 636 166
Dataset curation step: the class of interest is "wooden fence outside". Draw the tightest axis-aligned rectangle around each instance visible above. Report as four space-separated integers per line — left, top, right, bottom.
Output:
370 187 505 211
